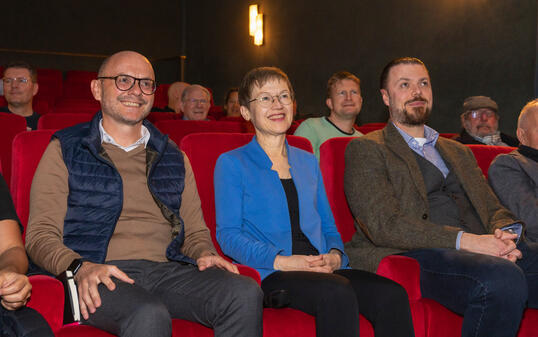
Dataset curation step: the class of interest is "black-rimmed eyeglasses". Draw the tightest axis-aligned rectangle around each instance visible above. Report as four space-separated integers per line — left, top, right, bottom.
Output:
97 75 156 95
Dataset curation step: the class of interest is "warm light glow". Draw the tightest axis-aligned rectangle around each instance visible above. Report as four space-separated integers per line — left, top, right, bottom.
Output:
254 13 263 46
249 5 258 36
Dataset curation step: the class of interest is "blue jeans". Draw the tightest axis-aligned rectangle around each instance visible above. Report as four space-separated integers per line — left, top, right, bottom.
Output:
401 241 538 337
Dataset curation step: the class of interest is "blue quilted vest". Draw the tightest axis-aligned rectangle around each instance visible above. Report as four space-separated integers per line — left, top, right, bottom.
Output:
53 112 195 265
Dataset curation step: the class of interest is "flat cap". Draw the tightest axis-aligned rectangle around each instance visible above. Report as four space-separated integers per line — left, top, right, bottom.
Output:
462 96 498 114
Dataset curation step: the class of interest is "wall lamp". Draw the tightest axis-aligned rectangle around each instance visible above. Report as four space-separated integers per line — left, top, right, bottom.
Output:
249 4 263 46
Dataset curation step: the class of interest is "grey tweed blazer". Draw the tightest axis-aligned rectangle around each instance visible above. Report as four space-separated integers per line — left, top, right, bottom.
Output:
489 149 537 241
343 123 517 272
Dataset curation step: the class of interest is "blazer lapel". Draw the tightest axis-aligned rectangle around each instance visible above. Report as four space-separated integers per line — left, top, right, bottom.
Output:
383 124 428 205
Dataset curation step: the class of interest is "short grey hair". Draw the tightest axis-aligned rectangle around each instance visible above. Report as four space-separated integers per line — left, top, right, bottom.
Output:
181 84 210 102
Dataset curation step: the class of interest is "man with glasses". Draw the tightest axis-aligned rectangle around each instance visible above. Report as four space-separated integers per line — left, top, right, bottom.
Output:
294 71 363 160
455 95 518 146
25 51 262 337
180 84 211 120
1 61 40 130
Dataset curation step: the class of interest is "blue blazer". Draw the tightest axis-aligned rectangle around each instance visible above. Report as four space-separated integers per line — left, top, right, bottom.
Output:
214 137 349 280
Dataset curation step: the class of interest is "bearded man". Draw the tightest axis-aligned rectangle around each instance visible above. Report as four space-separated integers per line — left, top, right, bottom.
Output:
343 57 538 337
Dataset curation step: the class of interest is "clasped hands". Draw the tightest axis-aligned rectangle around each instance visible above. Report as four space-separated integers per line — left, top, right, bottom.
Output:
273 253 342 273
0 270 31 310
461 228 522 263
74 253 237 320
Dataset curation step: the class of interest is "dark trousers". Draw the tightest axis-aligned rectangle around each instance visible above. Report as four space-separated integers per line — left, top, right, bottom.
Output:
261 269 415 337
0 306 53 337
83 260 263 337
402 240 538 337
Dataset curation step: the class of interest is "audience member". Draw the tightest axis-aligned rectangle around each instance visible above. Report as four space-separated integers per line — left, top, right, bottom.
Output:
455 95 518 146
0 173 53 337
25 51 262 337
294 71 363 160
180 84 211 121
223 87 240 117
215 66 414 337
344 57 538 337
167 81 189 114
1 61 40 130
489 99 538 242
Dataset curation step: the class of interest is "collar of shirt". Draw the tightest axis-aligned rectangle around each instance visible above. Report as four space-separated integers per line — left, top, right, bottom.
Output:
392 122 440 150
99 119 150 152
393 122 450 177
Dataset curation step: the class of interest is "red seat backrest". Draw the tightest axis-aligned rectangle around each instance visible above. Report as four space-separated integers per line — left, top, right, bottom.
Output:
465 144 516 178
0 112 27 188
35 68 63 105
355 124 384 134
146 111 179 124
156 120 248 146
154 83 171 109
11 130 57 237
439 133 458 139
180 133 313 255
37 113 93 130
319 137 358 242
62 70 97 100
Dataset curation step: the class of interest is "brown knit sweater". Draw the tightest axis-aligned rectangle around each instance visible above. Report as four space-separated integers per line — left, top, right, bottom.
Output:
25 139 216 275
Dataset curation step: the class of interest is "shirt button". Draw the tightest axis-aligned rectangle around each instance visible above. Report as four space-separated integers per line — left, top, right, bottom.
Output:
422 213 428 220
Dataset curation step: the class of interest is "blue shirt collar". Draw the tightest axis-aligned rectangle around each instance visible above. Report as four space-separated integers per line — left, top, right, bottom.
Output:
392 122 439 149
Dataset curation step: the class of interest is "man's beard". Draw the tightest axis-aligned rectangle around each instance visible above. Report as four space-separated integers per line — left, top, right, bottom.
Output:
393 97 431 126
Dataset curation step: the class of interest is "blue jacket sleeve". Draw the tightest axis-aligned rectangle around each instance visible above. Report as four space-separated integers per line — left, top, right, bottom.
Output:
214 154 283 269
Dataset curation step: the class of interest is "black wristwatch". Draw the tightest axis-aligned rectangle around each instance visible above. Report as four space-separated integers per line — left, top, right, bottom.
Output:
67 258 83 276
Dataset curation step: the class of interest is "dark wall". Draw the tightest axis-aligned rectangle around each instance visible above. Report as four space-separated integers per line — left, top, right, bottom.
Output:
1 0 183 83
186 0 537 133
1 0 536 134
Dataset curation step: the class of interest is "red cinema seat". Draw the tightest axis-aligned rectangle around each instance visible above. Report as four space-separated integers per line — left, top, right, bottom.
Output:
35 68 63 106
218 116 245 122
53 98 100 114
154 83 171 109
180 133 374 337
62 70 97 100
465 144 516 178
361 122 387 127
10 130 56 234
318 137 359 242
208 105 225 120
146 111 179 124
318 137 538 337
439 133 458 139
156 120 247 146
0 112 27 188
355 124 384 134
37 113 94 130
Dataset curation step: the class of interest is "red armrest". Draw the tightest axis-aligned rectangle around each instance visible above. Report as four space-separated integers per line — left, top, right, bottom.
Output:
376 255 422 301
27 274 65 333
236 264 261 285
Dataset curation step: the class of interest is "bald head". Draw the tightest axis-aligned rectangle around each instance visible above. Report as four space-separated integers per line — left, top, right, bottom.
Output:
91 50 155 127
517 99 538 149
98 51 154 78
167 81 189 114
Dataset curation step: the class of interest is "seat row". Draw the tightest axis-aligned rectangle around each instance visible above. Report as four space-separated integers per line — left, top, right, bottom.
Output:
0 112 393 188
8 129 537 337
